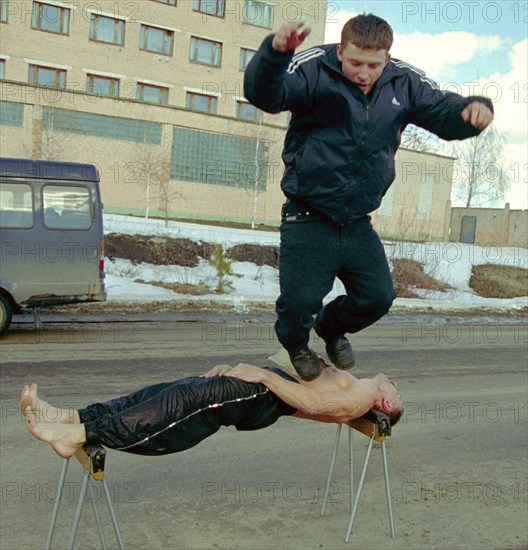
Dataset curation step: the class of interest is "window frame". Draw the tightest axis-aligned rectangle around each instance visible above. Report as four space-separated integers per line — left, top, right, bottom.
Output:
239 47 256 71
42 184 93 231
186 92 218 114
189 36 222 67
0 0 9 23
28 64 67 89
136 82 169 105
140 24 174 56
242 0 273 29
89 13 125 46
0 182 35 229
0 59 5 80
31 1 70 35
150 0 177 5
193 0 225 18
236 100 260 122
85 73 120 98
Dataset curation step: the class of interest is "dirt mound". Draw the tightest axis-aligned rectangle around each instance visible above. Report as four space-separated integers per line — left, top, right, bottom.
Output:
105 234 280 268
470 264 528 298
105 234 215 267
226 244 279 268
391 258 451 298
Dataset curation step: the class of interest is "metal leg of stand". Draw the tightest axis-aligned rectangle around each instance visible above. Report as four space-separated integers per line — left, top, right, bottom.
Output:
344 436 374 543
348 428 353 514
67 469 90 549
381 440 396 538
88 483 108 550
45 458 70 550
321 424 342 516
102 478 125 550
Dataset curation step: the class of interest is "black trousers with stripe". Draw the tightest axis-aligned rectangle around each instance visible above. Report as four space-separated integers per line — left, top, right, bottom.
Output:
78 369 297 456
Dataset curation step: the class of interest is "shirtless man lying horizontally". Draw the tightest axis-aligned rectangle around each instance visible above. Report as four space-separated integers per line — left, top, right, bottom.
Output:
21 360 403 458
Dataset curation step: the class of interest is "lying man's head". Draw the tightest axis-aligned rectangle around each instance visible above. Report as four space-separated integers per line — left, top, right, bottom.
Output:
370 373 403 426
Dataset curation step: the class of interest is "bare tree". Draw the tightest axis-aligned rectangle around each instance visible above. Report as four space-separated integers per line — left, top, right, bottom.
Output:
41 106 67 160
450 125 510 207
251 110 265 229
401 124 440 153
132 134 179 226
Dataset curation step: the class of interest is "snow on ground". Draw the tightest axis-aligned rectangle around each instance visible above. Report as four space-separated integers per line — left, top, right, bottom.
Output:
104 214 528 312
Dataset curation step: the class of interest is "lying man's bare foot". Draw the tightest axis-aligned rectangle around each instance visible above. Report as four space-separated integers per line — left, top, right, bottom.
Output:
20 384 79 424
24 406 86 459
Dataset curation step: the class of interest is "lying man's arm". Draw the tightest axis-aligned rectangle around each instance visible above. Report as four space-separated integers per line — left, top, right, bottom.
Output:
225 363 370 422
200 364 233 378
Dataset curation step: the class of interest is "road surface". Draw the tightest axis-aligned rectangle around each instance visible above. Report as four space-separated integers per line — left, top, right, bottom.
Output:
1 315 527 549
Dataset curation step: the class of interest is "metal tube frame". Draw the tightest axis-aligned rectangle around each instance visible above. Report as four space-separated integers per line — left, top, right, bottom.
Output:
45 457 125 550
321 424 396 542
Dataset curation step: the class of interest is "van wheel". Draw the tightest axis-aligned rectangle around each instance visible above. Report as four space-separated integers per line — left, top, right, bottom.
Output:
0 295 13 336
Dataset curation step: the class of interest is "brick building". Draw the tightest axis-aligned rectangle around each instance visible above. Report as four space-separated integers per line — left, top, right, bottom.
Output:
0 0 453 240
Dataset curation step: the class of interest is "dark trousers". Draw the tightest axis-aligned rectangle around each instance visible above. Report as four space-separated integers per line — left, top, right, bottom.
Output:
275 211 396 351
78 371 296 456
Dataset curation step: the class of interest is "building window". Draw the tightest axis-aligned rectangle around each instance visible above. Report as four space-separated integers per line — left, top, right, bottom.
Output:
243 0 273 28
189 36 221 67
171 127 269 190
186 92 217 114
151 0 176 5
236 101 260 122
140 24 174 55
193 0 224 17
31 2 70 34
89 14 124 45
0 59 5 79
42 107 163 144
28 64 66 88
239 48 256 71
136 82 168 105
86 74 119 98
1 0 8 23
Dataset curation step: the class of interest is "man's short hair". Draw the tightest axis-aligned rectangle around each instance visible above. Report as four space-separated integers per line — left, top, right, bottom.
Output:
341 14 393 51
388 406 403 427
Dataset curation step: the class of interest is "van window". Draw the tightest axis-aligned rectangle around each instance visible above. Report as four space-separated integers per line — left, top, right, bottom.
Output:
42 185 92 230
0 183 35 228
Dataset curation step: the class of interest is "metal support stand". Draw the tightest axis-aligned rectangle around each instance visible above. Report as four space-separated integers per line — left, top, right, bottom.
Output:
45 444 125 550
320 411 396 541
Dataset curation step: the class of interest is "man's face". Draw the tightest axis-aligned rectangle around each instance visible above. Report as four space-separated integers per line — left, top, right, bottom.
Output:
374 374 402 412
337 42 390 95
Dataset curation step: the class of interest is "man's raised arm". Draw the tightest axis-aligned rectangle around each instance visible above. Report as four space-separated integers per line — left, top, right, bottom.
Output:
244 22 311 114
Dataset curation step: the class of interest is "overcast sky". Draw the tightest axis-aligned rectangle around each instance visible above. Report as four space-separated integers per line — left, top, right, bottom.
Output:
323 1 527 210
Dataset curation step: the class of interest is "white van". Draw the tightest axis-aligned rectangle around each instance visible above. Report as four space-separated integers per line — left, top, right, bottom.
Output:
0 157 106 335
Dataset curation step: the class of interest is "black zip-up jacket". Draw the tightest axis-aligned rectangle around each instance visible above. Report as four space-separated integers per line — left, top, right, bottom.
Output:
244 36 494 225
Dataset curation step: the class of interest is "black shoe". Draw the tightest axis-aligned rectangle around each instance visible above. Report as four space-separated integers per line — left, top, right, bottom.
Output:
325 336 355 370
288 347 322 381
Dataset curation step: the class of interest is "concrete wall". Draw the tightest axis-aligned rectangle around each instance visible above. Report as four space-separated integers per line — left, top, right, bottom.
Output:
371 148 455 242
450 204 528 247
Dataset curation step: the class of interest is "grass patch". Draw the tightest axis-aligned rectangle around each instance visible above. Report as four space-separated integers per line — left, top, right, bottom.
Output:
391 258 451 298
469 265 528 298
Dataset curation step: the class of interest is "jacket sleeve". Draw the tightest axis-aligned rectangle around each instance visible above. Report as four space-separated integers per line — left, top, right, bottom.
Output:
244 35 312 114
405 66 494 141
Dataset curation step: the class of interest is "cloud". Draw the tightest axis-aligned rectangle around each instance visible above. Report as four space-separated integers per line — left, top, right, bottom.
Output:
481 40 528 209
390 32 502 80
324 9 358 44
